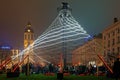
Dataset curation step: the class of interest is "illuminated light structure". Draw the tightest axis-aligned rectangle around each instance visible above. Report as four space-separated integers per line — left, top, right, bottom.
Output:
0 57 11 69
12 2 90 66
33 2 90 66
11 49 21 64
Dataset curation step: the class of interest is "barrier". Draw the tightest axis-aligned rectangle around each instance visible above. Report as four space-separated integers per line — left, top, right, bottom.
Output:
0 57 11 69
12 55 29 72
97 54 113 74
7 72 20 78
57 73 63 80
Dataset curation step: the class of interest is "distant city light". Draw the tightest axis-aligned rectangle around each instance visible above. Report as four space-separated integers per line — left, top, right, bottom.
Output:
0 45 11 50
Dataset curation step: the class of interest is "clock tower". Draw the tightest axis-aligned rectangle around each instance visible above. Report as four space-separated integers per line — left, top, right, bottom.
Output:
24 22 34 49
23 22 34 64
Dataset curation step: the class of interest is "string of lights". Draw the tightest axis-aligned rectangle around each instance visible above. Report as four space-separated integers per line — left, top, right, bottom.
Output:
12 3 90 64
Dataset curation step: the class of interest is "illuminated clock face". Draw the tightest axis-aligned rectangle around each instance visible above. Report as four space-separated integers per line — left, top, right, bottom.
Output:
28 29 30 32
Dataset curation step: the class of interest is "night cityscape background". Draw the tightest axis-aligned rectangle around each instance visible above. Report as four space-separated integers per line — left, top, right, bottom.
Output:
0 1 120 79
0 0 120 49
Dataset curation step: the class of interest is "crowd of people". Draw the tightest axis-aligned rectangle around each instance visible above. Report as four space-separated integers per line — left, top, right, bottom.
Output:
0 58 120 80
113 58 120 80
20 63 105 76
0 62 106 75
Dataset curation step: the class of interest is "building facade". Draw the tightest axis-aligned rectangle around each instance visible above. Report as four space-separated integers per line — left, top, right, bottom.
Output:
11 49 21 63
72 34 103 66
102 19 120 65
0 44 12 64
0 44 22 69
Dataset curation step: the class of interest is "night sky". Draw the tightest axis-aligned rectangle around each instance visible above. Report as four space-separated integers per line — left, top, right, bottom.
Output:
0 0 120 49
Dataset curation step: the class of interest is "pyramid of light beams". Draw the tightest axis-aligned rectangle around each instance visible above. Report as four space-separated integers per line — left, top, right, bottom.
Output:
14 2 90 65
32 2 90 64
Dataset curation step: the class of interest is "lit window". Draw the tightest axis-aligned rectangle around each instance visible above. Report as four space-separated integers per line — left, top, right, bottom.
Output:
117 47 119 53
117 28 120 33
117 36 120 43
104 36 106 40
112 39 115 45
108 40 110 47
112 31 115 36
108 33 110 38
112 48 115 53
24 35 27 39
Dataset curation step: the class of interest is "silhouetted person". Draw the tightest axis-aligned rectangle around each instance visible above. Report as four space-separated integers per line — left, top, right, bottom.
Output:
49 63 53 73
25 63 31 76
113 58 120 80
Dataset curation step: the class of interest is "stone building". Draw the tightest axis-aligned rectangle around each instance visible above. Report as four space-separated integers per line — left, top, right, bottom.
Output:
102 18 120 65
72 34 103 66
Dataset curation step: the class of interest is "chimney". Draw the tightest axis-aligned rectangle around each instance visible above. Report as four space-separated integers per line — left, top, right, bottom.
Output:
114 17 118 23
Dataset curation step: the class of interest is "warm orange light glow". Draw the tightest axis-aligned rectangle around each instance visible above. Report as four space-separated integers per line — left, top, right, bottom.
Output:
28 29 30 32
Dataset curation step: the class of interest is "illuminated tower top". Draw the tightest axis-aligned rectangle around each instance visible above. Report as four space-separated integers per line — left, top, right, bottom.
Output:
24 22 34 33
24 22 34 49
